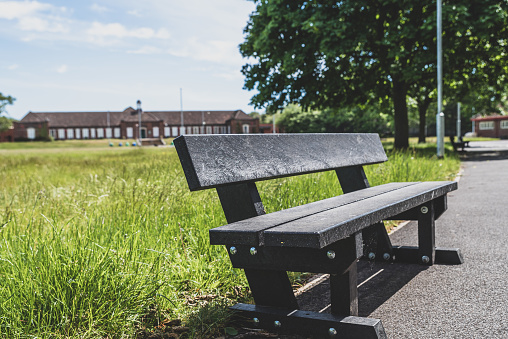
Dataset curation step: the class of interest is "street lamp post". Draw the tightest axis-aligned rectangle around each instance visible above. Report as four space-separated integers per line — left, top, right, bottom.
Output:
137 100 142 146
436 0 445 157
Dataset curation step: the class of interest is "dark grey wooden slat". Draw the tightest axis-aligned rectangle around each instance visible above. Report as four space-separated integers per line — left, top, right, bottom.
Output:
174 133 387 191
263 181 457 248
230 303 387 339
209 182 418 246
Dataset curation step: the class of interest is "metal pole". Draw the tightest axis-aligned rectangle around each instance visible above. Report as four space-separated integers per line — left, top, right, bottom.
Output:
456 102 461 140
137 100 142 146
272 115 276 134
107 110 110 140
180 88 184 135
436 0 444 157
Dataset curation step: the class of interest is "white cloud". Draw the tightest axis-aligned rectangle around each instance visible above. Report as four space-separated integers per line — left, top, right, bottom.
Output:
8 64 19 70
0 1 69 33
169 38 241 64
90 4 109 13
18 16 67 32
56 64 68 73
86 22 170 40
0 1 52 20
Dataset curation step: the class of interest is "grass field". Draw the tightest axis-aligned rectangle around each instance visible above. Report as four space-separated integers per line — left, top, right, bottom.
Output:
0 140 461 338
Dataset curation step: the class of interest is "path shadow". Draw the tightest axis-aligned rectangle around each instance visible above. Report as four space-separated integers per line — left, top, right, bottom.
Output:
296 261 427 317
460 149 508 162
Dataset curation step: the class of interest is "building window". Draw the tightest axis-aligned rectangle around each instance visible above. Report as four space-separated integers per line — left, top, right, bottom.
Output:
213 126 220 134
97 128 104 138
153 126 159 137
206 126 212 134
180 126 186 135
50 129 56 138
242 124 250 134
90 128 96 139
501 120 508 129
164 127 170 137
200 126 205 134
75 128 81 139
114 128 121 138
82 128 89 139
67 128 74 139
58 129 65 139
187 126 193 134
193 126 200 134
27 127 36 140
479 121 494 130
105 128 112 138
172 127 179 136
126 127 133 138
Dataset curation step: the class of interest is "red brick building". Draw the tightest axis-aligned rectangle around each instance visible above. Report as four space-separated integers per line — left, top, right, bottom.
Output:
12 107 259 141
471 115 508 139
0 127 14 142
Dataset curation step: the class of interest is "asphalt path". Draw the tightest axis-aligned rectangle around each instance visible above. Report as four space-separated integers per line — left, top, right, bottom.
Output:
296 140 508 338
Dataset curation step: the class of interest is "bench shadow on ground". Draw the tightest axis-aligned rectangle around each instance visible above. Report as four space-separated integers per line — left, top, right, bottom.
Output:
296 261 428 317
458 149 508 162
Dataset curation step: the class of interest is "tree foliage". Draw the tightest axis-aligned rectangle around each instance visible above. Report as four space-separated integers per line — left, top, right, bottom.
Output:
277 104 392 135
241 0 508 148
0 93 16 132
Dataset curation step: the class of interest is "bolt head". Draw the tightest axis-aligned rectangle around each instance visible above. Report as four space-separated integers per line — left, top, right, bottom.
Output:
327 250 336 259
250 247 257 255
421 206 429 214
368 252 376 260
328 327 337 336
383 253 391 261
422 255 430 264
253 317 260 324
274 320 281 328
229 246 237 255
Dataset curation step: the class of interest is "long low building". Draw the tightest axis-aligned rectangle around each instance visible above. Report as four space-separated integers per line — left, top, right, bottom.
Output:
13 105 259 141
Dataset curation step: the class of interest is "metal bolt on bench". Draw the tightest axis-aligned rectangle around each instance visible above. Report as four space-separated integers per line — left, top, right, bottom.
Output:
175 133 463 339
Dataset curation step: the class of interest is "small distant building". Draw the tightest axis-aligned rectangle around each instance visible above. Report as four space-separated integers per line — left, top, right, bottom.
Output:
471 115 508 139
259 123 281 134
12 106 259 141
0 127 14 142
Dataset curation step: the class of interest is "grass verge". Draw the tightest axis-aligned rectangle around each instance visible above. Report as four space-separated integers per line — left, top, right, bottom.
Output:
0 142 460 338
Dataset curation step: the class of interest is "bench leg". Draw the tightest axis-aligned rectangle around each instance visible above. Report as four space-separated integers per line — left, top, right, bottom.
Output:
418 200 435 265
362 222 393 262
244 269 299 309
330 261 358 316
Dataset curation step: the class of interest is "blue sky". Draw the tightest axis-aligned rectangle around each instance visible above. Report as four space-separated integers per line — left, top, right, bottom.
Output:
0 0 258 120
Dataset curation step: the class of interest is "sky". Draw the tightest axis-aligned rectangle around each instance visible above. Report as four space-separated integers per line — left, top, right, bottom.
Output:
0 0 259 120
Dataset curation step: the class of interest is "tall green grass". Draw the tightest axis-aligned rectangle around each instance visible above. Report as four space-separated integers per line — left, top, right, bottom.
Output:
0 145 460 338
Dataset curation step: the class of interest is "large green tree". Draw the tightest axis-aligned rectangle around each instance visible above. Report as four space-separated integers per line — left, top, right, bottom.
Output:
0 93 15 132
241 0 508 149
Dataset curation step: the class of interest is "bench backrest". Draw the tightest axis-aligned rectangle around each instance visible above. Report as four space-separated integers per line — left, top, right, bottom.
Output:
174 133 387 191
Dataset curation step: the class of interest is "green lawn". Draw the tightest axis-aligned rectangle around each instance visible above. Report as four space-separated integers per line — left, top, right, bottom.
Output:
0 142 460 338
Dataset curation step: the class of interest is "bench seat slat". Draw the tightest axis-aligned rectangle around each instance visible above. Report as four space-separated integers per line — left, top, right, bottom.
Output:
265 181 456 248
211 181 457 249
209 182 418 246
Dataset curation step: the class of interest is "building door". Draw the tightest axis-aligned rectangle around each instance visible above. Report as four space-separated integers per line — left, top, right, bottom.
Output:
141 128 147 139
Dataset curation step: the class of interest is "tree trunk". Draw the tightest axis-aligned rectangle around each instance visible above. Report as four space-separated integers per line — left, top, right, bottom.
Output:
418 96 432 144
392 79 409 149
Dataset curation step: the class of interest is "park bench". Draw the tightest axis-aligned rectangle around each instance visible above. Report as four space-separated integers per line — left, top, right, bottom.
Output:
174 133 463 338
450 136 470 152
